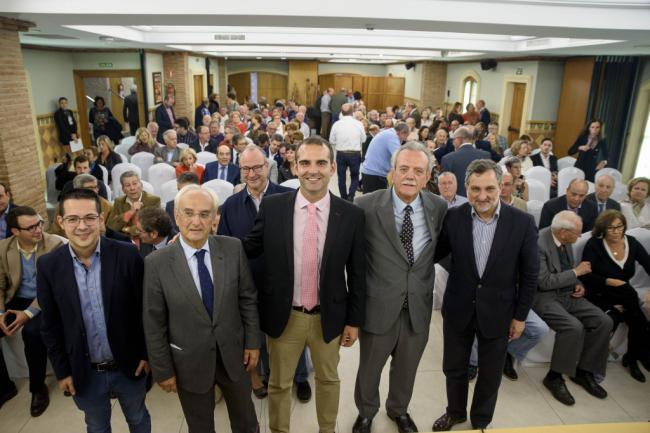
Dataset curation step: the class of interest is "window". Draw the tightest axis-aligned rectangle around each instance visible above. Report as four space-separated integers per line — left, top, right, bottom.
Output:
462 76 478 109
634 109 650 177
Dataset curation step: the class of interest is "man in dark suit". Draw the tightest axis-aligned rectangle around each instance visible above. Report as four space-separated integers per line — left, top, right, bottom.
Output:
353 142 447 433
144 185 260 433
154 95 175 143
38 189 151 432
53 97 77 145
405 102 421 128
195 97 211 130
432 159 539 431
0 183 17 240
190 125 217 154
135 207 173 258
244 137 366 433
440 126 491 197
476 100 491 126
531 138 559 196
123 85 140 135
539 179 598 233
59 155 109 201
585 174 620 214
203 144 241 186
166 172 200 234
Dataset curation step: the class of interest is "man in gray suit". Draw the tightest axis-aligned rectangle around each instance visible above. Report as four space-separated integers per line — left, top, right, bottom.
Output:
143 184 260 433
153 129 182 166
353 142 447 433
440 126 490 197
534 211 612 406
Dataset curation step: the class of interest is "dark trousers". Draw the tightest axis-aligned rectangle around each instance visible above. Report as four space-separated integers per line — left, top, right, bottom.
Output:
178 348 258 433
320 112 331 139
0 297 48 393
128 120 140 135
336 152 361 200
443 314 508 429
361 174 387 194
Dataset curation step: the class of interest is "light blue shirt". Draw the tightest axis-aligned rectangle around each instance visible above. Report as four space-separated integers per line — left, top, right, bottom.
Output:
320 93 331 113
0 206 8 240
179 236 213 299
392 188 431 263
361 128 401 177
70 242 114 363
446 195 468 208
471 201 501 277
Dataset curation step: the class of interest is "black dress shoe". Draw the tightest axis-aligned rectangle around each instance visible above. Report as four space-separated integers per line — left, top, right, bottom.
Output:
295 380 311 402
253 383 268 399
0 382 18 409
30 386 50 417
543 376 575 406
352 415 372 433
570 372 607 399
389 413 418 433
622 355 646 383
432 413 466 432
468 365 478 381
503 353 518 381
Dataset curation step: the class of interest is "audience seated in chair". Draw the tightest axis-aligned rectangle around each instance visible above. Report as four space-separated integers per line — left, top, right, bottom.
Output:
539 179 598 233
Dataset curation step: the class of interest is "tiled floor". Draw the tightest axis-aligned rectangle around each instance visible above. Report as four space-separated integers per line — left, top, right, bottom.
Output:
1 313 648 433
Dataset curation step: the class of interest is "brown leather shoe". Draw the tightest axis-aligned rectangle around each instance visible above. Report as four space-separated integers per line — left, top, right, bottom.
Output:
432 413 467 431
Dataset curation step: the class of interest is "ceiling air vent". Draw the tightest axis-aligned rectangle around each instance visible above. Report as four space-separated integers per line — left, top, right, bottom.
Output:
23 34 79 40
214 34 246 41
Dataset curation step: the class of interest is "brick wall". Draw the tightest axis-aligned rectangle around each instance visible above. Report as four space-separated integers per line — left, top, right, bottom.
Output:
163 52 191 121
217 58 227 106
420 61 447 109
0 17 46 219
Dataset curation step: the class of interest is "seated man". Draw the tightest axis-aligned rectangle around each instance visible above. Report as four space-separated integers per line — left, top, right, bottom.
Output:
60 155 108 200
500 172 527 212
539 179 598 233
190 125 217 154
533 211 613 406
106 171 160 237
0 206 64 415
203 144 241 186
135 207 173 258
585 173 620 214
165 172 199 234
153 129 181 166
174 116 198 148
437 171 467 208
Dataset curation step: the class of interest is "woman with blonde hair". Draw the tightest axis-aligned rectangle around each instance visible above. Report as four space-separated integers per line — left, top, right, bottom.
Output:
128 127 156 155
96 135 122 182
504 156 529 201
620 177 650 229
510 139 534 173
175 148 205 182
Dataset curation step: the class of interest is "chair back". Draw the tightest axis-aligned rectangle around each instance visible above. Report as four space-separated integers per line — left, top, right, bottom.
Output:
148 163 177 197
558 166 585 193
130 152 155 182
202 179 235 204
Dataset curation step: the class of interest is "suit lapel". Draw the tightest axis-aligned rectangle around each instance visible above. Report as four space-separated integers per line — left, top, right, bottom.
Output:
459 205 480 279
169 241 212 324
483 206 509 275
376 190 409 263
283 191 298 282
321 194 342 279
7 240 21 292
99 238 114 321
61 247 85 323
209 237 225 325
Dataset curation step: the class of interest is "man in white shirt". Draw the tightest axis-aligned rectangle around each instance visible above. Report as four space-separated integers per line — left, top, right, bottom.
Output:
437 172 468 208
329 103 366 201
295 112 311 139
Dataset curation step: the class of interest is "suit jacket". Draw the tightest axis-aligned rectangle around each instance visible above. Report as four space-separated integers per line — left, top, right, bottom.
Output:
475 140 501 162
530 153 558 173
435 203 539 338
38 237 147 393
568 135 608 182
53 108 77 145
106 191 161 235
479 107 491 126
0 233 64 311
244 191 366 343
409 109 421 128
203 162 241 185
154 146 182 166
354 189 447 334
440 144 491 197
154 104 176 143
432 140 454 164
123 93 139 123
585 192 621 212
143 236 260 393
139 238 171 258
536 227 580 293
3 203 17 239
539 195 598 233
189 141 218 154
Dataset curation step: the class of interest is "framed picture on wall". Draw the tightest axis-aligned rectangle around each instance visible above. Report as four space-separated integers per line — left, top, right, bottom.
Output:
152 72 162 104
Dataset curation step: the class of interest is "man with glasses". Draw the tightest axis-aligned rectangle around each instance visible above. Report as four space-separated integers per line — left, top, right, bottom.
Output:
0 206 64 415
38 189 151 432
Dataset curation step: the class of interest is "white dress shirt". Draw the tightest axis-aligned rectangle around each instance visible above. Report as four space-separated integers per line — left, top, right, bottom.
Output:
179 236 213 298
329 115 366 152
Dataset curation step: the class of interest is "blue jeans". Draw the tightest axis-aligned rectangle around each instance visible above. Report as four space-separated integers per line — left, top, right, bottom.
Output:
260 334 309 383
470 310 549 366
73 366 150 433
336 152 361 200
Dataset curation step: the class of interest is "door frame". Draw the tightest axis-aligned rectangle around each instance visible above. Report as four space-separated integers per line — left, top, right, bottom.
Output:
498 75 532 141
73 69 144 146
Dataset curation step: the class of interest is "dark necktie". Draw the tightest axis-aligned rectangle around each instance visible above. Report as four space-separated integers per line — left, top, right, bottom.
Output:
400 205 415 266
194 249 214 319
219 166 226 180
235 153 240 166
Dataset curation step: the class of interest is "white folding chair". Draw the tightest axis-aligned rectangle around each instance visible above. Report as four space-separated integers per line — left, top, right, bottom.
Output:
160 179 178 208
526 200 544 227
202 179 234 205
45 163 61 221
114 143 132 162
595 167 623 183
98 164 109 186
558 166 585 194
110 163 142 198
196 151 217 166
130 152 155 182
612 181 628 202
280 179 301 190
118 153 129 164
141 180 155 195
120 136 136 147
105 184 112 203
557 156 576 171
148 163 177 197
177 143 189 150
572 231 592 264
527 179 549 203
524 166 552 193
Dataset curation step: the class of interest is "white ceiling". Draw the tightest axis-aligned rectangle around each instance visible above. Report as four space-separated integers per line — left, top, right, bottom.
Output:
3 0 650 63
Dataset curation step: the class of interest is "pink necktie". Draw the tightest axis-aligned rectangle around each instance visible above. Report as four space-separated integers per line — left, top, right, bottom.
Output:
301 203 319 310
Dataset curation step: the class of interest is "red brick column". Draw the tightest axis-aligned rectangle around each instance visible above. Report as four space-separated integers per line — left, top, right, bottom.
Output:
163 52 191 121
0 17 46 218
217 58 227 106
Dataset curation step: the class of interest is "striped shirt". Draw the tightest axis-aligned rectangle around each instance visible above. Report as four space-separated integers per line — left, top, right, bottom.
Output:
471 201 501 277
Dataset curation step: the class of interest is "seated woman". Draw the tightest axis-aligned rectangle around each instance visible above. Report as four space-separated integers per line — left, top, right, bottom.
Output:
96 135 123 184
580 210 650 382
175 148 205 183
504 156 529 201
128 127 156 155
278 143 298 184
620 177 650 230
417 126 431 143
510 139 534 173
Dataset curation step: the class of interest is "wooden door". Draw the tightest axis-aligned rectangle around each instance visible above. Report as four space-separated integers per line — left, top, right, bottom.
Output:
109 78 125 126
384 77 405 109
334 75 354 93
508 83 526 145
193 75 204 109
366 77 385 111
227 73 251 104
352 76 366 98
257 72 288 104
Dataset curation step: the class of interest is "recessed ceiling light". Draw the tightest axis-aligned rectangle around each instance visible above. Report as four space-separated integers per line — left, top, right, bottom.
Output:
256 56 262 59
281 57 287 60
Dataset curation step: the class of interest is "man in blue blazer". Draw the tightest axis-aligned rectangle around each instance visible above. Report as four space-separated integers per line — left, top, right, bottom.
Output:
432 160 539 431
440 127 491 197
154 95 175 143
539 179 598 233
38 189 151 432
203 144 241 186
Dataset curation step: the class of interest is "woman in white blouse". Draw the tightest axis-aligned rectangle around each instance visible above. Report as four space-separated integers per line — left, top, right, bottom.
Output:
621 177 650 229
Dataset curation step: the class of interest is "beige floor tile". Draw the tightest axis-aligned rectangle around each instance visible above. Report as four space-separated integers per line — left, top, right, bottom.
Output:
600 364 650 421
17 379 87 433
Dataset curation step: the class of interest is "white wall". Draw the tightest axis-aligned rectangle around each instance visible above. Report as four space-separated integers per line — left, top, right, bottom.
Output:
532 61 564 120
386 64 422 101
70 52 140 70
227 60 288 75
144 51 163 108
22 49 76 114
318 63 386 76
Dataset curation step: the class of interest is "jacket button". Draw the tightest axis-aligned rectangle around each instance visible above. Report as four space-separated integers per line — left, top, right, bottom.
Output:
477 284 482 289
472 300 476 304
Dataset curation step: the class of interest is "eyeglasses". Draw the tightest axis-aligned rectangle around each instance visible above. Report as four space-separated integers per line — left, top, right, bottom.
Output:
62 214 100 226
17 220 44 233
240 164 265 174
606 225 625 232
180 209 213 220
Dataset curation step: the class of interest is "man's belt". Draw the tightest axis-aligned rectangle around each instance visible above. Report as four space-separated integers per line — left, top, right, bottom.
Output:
292 305 321 315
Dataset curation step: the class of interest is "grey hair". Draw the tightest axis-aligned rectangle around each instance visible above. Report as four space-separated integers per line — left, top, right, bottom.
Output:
240 143 267 160
174 184 220 216
454 126 473 141
595 173 614 185
394 122 410 134
162 129 177 140
567 178 588 191
464 159 503 186
438 171 457 183
551 210 581 232
120 170 140 186
73 174 97 189
391 141 434 173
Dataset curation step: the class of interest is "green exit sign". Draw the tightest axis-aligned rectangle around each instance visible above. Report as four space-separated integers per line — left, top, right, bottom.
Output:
98 62 113 68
